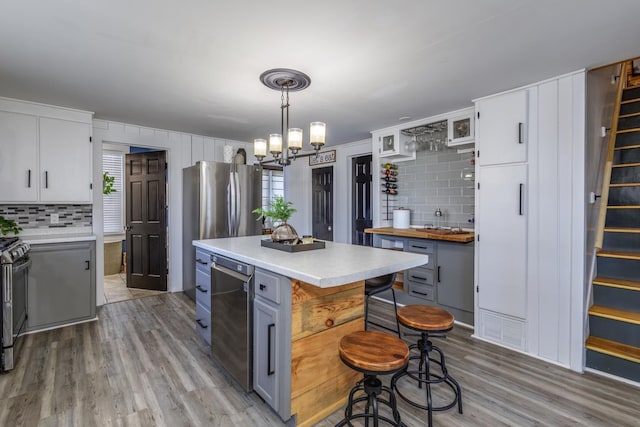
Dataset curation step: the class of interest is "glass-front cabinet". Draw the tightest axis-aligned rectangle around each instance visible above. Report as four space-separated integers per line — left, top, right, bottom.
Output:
447 109 475 146
373 129 415 161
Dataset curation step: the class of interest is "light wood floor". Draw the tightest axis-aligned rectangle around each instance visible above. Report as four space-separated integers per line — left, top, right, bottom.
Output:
0 293 638 427
104 273 164 304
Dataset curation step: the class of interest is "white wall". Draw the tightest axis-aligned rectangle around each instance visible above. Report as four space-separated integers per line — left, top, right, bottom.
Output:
92 119 251 306
285 140 371 243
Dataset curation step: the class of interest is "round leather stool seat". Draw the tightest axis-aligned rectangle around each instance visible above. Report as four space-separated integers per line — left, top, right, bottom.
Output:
339 330 409 375
397 305 454 332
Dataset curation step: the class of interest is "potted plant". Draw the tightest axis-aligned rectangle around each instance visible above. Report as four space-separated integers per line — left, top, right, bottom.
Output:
0 216 22 236
252 196 299 243
103 171 116 195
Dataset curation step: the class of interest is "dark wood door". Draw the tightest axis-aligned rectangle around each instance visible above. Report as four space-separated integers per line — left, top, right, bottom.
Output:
352 155 372 246
125 151 167 291
312 166 333 241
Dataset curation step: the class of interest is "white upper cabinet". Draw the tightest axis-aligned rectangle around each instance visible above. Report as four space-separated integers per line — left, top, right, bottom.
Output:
0 111 39 202
373 129 415 161
476 90 528 166
447 108 475 146
39 118 93 202
0 97 93 203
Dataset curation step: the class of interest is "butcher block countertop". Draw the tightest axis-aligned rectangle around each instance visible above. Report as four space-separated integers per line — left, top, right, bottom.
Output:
365 227 475 243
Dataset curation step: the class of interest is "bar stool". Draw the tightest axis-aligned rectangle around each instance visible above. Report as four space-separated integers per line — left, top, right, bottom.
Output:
365 273 401 337
336 330 409 427
391 305 463 427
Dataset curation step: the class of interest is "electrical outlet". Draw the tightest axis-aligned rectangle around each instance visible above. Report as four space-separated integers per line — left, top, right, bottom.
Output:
50 213 59 224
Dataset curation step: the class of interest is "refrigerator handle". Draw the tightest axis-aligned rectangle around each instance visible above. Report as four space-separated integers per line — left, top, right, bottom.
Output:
228 171 240 237
234 172 241 236
227 176 234 236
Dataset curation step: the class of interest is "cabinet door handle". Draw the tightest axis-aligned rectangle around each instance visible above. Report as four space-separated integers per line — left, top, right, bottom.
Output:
45 171 49 188
519 183 524 216
411 275 427 281
196 319 208 329
413 290 428 297
195 285 207 293
195 258 207 265
259 283 266 291
437 266 441 283
267 323 275 375
28 170 31 188
518 122 524 144
85 260 90 270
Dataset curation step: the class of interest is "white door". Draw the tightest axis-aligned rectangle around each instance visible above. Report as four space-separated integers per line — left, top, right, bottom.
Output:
0 111 38 202
476 90 528 166
39 117 92 203
477 163 527 319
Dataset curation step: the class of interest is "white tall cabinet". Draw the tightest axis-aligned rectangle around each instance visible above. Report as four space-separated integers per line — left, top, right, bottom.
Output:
0 97 93 203
474 71 586 372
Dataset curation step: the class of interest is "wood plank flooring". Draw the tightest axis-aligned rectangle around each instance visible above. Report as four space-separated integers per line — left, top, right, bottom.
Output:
1 293 638 426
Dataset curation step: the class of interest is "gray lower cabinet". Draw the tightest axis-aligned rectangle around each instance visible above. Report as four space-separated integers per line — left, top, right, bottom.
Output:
26 241 96 332
405 239 435 301
254 298 279 409
253 268 292 423
195 248 212 344
436 241 474 313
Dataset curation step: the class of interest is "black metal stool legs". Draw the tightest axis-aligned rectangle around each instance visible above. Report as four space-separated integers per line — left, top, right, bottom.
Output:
336 375 406 427
391 331 463 427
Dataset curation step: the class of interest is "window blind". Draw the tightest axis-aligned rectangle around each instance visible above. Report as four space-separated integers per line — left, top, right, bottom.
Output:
103 151 124 234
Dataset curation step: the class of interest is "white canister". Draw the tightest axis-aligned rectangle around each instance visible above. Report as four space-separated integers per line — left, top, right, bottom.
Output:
392 208 410 229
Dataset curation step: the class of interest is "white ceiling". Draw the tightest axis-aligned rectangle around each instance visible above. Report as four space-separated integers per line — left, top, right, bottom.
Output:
1 0 639 145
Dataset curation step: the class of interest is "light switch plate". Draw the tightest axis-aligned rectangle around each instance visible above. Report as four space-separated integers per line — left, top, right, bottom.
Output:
50 213 59 224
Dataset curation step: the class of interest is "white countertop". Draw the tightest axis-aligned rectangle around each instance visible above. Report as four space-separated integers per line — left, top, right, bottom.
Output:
20 227 96 244
193 235 428 288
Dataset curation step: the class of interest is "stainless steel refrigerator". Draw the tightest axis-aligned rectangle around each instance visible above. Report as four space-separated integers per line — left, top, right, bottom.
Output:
182 161 262 300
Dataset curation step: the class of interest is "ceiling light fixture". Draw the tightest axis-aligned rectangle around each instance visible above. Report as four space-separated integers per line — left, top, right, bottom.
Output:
254 69 326 165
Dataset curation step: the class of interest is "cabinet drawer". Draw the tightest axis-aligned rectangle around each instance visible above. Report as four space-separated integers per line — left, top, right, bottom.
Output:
405 266 433 286
255 269 282 305
406 240 434 268
195 301 211 344
406 240 434 254
195 248 212 273
407 281 435 301
195 269 211 310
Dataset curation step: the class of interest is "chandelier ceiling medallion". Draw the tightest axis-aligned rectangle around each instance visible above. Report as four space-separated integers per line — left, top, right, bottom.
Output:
253 68 326 166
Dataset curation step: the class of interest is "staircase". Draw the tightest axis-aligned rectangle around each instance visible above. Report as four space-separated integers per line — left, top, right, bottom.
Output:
587 63 640 382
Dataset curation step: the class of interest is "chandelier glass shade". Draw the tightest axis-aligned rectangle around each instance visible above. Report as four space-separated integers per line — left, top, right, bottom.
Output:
254 69 326 165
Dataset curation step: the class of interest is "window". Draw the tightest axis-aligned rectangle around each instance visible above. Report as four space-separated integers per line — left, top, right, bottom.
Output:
261 167 284 212
103 151 124 234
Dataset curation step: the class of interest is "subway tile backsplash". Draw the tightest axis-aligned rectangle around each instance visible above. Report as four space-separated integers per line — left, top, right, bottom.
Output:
0 205 92 229
396 146 475 229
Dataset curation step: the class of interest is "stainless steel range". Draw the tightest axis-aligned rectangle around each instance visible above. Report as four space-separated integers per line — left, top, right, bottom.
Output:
1 237 31 372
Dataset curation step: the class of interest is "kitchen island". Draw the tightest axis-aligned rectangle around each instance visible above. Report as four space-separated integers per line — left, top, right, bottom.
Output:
193 235 428 427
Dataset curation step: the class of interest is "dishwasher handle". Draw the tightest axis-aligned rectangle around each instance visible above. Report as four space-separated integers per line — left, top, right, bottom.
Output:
211 262 253 284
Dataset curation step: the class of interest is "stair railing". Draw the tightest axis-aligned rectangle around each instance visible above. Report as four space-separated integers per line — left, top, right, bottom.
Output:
586 61 628 330
594 61 628 250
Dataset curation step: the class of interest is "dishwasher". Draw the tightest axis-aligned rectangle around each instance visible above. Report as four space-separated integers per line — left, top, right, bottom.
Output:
210 254 254 391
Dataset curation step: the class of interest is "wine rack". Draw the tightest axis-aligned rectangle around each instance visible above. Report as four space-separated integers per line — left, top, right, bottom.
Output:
381 162 399 221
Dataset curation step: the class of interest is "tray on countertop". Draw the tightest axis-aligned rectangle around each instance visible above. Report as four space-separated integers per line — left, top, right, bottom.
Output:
260 239 326 252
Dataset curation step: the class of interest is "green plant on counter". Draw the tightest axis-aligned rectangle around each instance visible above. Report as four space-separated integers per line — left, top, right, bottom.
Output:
0 216 22 236
252 196 297 226
103 171 116 195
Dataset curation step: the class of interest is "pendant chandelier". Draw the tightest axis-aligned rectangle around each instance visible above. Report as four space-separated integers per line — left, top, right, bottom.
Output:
253 69 326 165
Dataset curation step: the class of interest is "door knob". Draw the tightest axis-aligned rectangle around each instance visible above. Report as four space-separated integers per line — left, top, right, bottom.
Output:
125 225 132 231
